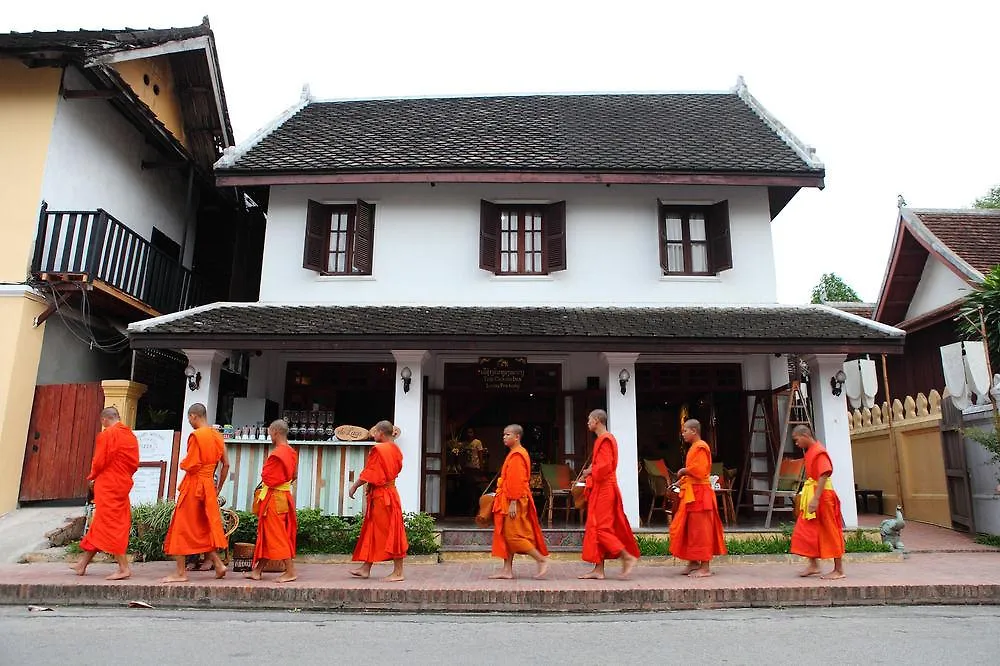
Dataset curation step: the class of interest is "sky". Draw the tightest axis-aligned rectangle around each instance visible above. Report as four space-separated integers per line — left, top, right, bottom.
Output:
5 1 998 304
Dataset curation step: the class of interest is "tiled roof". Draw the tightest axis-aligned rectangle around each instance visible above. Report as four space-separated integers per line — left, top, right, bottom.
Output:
219 92 824 175
825 302 875 320
129 304 902 352
0 19 212 58
912 209 1000 276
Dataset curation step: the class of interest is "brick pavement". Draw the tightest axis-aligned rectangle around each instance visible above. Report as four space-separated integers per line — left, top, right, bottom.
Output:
1 551 998 612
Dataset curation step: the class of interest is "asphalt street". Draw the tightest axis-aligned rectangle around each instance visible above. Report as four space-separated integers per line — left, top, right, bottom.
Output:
0 605 997 665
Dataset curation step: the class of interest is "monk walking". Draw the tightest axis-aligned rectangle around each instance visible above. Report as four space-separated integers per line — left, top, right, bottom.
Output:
161 403 230 583
245 419 299 583
348 420 408 581
580 409 640 580
72 407 140 580
489 424 549 579
670 419 727 577
790 425 846 579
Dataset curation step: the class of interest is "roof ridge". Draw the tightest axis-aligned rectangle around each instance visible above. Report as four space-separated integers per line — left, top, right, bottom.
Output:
814 304 903 336
215 88 312 169
907 207 1000 215
732 76 824 171
303 89 738 105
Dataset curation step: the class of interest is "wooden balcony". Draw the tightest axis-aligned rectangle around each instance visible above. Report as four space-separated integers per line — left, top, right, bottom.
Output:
31 204 212 318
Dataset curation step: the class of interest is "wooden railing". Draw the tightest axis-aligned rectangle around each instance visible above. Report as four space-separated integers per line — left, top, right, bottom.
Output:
31 204 212 314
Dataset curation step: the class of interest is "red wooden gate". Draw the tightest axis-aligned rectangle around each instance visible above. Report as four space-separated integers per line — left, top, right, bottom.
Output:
19 383 105 502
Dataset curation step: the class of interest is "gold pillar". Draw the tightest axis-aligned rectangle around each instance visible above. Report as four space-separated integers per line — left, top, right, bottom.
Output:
101 380 148 428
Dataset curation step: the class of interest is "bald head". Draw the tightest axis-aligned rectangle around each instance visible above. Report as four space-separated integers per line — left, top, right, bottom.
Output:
684 419 701 434
681 419 702 444
371 420 395 442
269 419 289 443
187 402 208 428
99 407 120 429
587 409 609 434
792 424 816 450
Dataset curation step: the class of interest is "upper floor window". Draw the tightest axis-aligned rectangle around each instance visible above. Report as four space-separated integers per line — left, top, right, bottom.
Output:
658 201 732 275
479 200 566 275
302 199 376 275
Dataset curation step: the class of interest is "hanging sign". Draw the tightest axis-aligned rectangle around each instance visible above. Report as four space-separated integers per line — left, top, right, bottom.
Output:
478 357 528 391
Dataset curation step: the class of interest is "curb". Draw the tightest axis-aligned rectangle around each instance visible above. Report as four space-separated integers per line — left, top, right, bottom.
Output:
2 581 998 612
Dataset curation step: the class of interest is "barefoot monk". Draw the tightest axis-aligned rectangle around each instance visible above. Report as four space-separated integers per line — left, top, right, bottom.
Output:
579 409 640 580
72 407 140 580
790 425 846 579
245 419 299 583
348 420 408 582
161 403 230 583
489 424 549 580
670 419 727 577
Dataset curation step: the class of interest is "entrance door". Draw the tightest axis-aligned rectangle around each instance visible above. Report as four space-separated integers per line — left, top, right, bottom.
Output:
940 397 975 532
19 383 104 501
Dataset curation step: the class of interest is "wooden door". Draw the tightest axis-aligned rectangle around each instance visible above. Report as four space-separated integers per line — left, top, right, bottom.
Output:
19 383 104 502
940 397 975 532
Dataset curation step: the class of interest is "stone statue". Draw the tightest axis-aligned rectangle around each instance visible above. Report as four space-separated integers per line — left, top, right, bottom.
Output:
880 505 906 552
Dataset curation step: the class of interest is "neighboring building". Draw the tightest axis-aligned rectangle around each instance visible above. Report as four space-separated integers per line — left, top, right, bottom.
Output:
826 302 874 320
873 208 1000 398
129 79 904 527
0 18 263 513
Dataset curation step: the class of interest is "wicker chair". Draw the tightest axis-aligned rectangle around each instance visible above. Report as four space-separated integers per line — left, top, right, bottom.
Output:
540 463 581 528
643 459 675 526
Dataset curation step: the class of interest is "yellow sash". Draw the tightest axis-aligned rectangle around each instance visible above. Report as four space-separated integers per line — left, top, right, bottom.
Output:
798 477 833 520
257 481 292 502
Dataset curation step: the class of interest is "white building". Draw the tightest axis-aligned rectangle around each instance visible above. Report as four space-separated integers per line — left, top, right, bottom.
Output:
129 80 904 528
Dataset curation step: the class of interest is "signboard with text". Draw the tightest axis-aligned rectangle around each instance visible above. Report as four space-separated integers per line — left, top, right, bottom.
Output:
477 357 527 391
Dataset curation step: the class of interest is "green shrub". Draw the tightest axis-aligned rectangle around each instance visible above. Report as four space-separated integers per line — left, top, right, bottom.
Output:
636 535 671 556
845 529 892 552
129 501 176 562
974 533 1000 548
65 540 83 555
725 534 791 555
404 511 439 555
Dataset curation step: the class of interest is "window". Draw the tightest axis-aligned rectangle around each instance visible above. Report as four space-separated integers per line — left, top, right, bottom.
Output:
302 199 375 275
658 201 732 275
479 200 566 275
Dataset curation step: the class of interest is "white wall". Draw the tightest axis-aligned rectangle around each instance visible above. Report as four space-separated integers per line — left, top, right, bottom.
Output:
38 67 196 267
259 182 778 306
905 256 972 321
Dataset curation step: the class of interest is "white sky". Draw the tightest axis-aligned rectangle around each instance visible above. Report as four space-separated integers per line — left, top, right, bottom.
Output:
5 1 998 304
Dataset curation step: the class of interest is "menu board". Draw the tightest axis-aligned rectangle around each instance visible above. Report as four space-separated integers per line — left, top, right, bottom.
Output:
130 461 167 505
135 430 174 462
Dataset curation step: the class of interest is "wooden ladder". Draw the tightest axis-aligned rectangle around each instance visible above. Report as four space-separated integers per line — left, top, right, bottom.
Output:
737 391 777 514
763 380 813 528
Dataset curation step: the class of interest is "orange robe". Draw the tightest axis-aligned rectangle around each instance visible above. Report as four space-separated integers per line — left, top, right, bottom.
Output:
163 427 228 556
253 443 298 564
491 445 549 559
790 441 845 559
80 422 140 555
352 441 409 562
582 432 640 563
669 439 727 561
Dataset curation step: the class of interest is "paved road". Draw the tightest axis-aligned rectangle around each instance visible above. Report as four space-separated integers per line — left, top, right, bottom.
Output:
1 605 997 665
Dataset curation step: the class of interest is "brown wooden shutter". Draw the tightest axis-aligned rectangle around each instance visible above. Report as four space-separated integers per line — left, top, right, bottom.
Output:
707 200 733 273
657 201 669 273
479 200 499 272
544 200 567 272
353 199 376 274
303 200 328 272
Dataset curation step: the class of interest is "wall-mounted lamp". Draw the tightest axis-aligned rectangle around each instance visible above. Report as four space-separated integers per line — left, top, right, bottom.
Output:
830 369 847 397
184 365 201 391
400 366 412 393
618 368 630 395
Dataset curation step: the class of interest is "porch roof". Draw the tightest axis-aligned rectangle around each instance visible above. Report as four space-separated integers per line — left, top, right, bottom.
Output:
128 303 904 354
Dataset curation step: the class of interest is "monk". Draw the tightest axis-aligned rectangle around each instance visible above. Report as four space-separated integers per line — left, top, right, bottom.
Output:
72 407 140 580
489 424 549 579
161 403 230 583
580 409 640 580
348 420 408 581
669 419 727 577
790 425 846 579
245 419 299 583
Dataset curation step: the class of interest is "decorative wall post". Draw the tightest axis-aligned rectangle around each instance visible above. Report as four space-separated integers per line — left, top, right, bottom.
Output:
392 349 428 514
100 380 147 428
602 352 641 528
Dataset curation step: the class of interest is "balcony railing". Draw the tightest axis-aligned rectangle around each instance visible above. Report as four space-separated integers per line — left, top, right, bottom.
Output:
31 204 211 315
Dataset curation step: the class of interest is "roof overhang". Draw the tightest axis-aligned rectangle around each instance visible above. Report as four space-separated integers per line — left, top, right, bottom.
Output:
214 170 825 189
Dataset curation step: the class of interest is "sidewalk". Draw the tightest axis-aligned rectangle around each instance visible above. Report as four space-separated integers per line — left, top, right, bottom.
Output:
2 550 998 612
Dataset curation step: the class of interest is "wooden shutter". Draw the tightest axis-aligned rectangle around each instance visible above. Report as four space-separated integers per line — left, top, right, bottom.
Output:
544 200 567 272
303 200 328 272
353 199 376 274
656 201 669 273
479 200 499 272
707 200 733 273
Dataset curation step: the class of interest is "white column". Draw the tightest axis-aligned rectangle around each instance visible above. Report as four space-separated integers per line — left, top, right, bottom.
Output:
805 353 858 528
603 352 640 529
392 350 428 514
180 349 227 446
